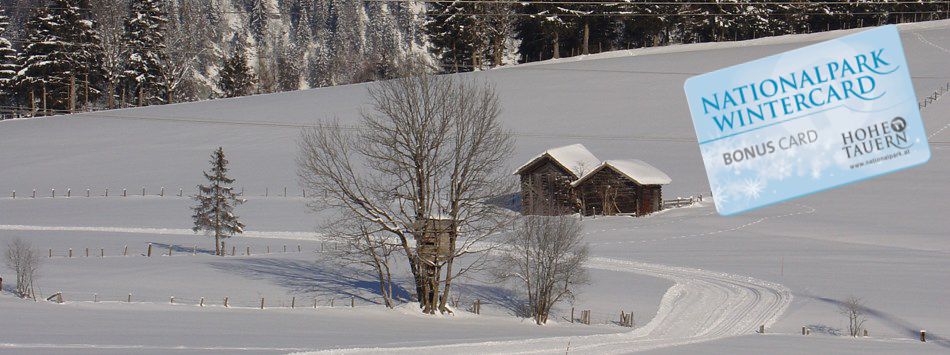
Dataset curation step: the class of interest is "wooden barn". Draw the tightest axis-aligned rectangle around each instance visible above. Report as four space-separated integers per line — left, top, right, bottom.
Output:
514 144 601 215
571 160 671 216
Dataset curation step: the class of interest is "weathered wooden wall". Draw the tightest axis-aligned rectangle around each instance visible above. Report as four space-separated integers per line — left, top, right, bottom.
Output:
574 168 663 216
520 158 578 215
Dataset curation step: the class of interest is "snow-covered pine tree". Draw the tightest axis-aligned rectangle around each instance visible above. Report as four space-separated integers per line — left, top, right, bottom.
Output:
0 6 18 110
122 0 169 106
218 44 256 97
16 0 105 113
91 0 126 109
425 0 479 72
322 0 364 85
192 147 245 256
274 37 301 92
247 0 269 44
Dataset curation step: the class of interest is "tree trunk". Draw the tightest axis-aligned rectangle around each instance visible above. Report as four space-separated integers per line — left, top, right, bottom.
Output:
107 82 115 109
583 22 590 55
493 37 503 67
552 32 560 59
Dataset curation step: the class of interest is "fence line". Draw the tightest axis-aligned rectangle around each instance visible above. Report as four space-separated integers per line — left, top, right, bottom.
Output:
919 82 950 110
662 194 704 210
7 186 311 200
42 241 351 260
31 288 638 328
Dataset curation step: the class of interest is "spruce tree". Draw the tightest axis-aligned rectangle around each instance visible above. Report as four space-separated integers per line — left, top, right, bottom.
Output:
247 0 269 44
122 0 169 106
425 0 479 72
274 38 301 92
16 0 105 113
218 45 256 97
192 147 245 256
0 7 18 110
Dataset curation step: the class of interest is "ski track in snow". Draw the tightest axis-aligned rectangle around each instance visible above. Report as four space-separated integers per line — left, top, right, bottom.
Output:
589 204 815 246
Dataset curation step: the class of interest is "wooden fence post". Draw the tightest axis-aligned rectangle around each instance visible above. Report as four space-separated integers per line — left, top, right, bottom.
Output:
67 188 70 198
128 293 132 303
123 188 127 197
32 189 35 198
160 187 164 197
193 245 197 255
49 249 52 258
94 293 98 302
168 245 173 256
298 245 301 252
246 246 250 256
51 188 55 198
147 243 152 257
85 248 89 257
100 248 104 257
571 307 575 323
224 297 229 307
759 325 765 334
864 329 868 337
231 246 236 256
802 326 807 335
921 330 926 342
260 297 265 309
283 245 287 253
178 188 183 197
69 248 73 258
314 298 318 308
124 245 128 256
266 246 270 254
200 297 204 307
142 187 145 196
291 297 296 309
170 296 175 304
86 188 90 197
105 188 108 197
351 296 355 308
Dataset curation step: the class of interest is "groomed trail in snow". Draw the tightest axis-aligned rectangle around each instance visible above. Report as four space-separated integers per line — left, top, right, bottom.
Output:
305 258 791 354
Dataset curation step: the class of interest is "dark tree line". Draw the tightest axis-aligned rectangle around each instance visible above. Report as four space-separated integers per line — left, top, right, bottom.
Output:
0 0 945 118
425 0 948 72
0 0 427 119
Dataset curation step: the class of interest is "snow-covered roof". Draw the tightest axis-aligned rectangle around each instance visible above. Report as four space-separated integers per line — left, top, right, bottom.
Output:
514 144 601 179
571 159 672 186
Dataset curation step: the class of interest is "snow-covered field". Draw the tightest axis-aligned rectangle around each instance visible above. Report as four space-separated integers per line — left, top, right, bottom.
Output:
3 20 950 354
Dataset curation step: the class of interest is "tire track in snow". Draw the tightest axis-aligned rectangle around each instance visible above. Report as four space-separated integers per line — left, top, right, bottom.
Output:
303 205 811 354
304 258 791 354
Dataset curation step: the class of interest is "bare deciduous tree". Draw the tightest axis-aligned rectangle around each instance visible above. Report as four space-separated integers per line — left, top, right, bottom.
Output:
838 296 868 337
4 237 40 298
495 215 590 325
325 214 401 308
297 63 514 314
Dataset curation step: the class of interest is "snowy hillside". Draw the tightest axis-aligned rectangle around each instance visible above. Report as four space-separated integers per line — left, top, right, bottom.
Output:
2 20 950 353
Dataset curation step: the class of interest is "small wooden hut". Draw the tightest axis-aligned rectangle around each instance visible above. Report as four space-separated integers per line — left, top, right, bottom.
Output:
413 216 454 263
571 159 671 216
514 144 600 215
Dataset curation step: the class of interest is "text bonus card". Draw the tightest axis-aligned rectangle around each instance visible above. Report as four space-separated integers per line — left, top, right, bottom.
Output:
684 25 930 216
